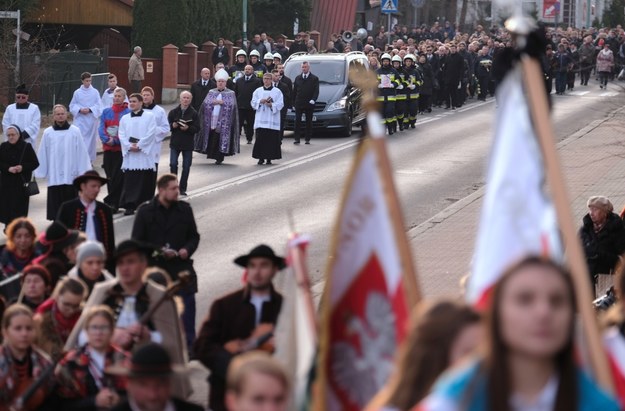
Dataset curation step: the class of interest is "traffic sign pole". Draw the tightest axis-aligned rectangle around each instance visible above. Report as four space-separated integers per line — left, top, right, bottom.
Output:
0 9 21 84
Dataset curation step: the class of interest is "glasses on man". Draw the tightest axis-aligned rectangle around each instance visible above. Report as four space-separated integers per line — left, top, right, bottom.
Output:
15 95 27 100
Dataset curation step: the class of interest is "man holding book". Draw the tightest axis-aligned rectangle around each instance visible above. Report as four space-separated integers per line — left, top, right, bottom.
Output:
168 91 199 196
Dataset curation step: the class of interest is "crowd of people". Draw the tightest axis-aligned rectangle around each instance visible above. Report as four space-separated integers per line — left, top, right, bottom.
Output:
0 19 623 411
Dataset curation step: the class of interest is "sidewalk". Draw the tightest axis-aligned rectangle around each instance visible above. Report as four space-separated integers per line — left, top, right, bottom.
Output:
407 107 625 298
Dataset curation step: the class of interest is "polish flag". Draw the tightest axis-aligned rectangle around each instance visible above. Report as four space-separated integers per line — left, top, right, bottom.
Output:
315 114 420 411
603 328 625 407
467 66 563 309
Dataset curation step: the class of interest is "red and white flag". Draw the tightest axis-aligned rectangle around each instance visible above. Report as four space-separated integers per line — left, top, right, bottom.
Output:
467 66 563 309
315 115 420 411
603 328 625 408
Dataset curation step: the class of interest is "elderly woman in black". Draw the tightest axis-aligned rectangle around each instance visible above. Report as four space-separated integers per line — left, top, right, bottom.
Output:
0 124 39 229
580 195 625 285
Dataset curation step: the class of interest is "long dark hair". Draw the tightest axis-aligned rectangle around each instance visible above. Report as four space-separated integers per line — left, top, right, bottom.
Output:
484 256 577 411
384 300 481 410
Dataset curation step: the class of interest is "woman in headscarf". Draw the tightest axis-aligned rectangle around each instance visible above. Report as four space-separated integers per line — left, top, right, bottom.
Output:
195 68 239 165
0 124 39 229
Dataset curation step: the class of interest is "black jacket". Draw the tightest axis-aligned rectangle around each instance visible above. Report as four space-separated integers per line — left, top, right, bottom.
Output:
190 79 216 111
167 105 200 151
443 52 465 85
57 198 115 266
194 286 283 411
580 212 625 279
275 80 292 109
234 75 262 109
112 398 203 411
212 46 229 66
132 197 200 292
293 72 320 108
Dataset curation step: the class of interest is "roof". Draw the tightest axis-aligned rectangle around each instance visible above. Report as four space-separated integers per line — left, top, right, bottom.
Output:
310 0 358 48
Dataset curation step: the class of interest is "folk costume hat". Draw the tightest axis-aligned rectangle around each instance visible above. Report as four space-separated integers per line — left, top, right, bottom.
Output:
39 221 81 252
106 343 188 377
73 169 108 190
234 244 286 270
113 239 153 263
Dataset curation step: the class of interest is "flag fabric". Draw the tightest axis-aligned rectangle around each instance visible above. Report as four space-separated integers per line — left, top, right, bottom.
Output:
315 116 420 411
274 234 317 411
467 65 562 309
603 328 625 408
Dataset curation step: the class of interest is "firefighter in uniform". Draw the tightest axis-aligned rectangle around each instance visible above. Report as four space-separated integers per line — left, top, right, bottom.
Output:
392 55 408 132
229 50 248 82
249 50 267 78
402 54 423 129
377 53 401 135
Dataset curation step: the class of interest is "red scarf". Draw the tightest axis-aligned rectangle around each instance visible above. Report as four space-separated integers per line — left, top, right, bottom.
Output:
37 298 81 342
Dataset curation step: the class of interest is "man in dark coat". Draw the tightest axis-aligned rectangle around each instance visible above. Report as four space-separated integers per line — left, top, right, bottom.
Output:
272 69 291 141
194 244 285 411
190 68 215 112
442 44 465 109
579 196 625 284
292 61 319 144
57 170 115 272
109 343 203 411
167 91 199 196
234 65 262 144
131 174 200 352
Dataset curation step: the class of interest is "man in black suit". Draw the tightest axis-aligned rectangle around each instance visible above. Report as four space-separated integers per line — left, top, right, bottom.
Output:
272 69 290 141
292 61 319 144
194 244 285 411
110 343 203 411
57 170 115 271
234 65 263 144
190 67 215 111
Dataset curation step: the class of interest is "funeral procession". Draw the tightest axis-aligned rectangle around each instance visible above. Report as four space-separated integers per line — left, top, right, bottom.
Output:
2 0 625 409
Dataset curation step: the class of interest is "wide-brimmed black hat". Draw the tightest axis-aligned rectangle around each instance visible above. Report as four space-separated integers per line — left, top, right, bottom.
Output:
234 244 286 270
114 239 153 262
73 170 108 190
39 221 81 251
106 343 187 378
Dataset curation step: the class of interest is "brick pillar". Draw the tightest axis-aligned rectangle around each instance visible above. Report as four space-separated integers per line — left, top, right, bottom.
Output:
183 43 198 83
161 44 179 104
309 31 321 50
224 39 234 66
202 41 216 73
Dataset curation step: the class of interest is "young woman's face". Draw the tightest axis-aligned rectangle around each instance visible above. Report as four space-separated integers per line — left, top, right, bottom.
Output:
499 265 573 359
57 291 83 318
3 314 34 352
85 314 113 351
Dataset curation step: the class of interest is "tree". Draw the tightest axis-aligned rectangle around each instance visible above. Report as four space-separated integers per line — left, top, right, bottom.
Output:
603 0 624 28
249 0 311 39
132 0 190 57
187 0 242 45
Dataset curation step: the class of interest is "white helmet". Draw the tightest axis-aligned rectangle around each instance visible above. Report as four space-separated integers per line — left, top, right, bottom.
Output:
250 49 261 58
404 54 416 62
391 55 402 63
264 52 274 60
236 49 247 57
381 53 391 61
273 52 282 60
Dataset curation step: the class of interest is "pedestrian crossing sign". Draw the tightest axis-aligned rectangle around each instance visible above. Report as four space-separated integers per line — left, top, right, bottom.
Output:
381 0 398 13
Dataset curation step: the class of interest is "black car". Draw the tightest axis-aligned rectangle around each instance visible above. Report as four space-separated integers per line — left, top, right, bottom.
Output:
283 52 369 137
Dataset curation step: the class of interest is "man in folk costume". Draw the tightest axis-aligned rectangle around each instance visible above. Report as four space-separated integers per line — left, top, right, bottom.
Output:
195 69 239 165
69 72 103 162
65 239 191 399
56 170 115 271
35 104 92 220
118 93 156 216
251 73 284 165
98 87 130 213
2 84 41 146
194 244 285 411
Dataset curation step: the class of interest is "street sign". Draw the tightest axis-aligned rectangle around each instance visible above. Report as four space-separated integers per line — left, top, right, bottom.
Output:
381 0 398 13
0 10 18 18
411 0 425 8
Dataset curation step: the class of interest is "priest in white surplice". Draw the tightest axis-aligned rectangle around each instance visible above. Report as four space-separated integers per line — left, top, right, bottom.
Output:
35 104 92 220
69 72 103 162
118 93 157 215
251 73 284 165
2 84 41 146
141 86 170 179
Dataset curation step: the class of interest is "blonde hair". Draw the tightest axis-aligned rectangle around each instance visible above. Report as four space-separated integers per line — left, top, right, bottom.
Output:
227 351 289 395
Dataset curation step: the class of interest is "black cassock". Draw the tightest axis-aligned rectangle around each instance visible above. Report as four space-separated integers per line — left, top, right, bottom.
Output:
0 139 39 225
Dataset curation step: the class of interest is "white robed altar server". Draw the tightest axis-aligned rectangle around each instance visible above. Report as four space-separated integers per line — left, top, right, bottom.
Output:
118 93 157 215
251 73 284 164
141 86 170 172
69 72 103 162
35 105 91 220
2 84 41 146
